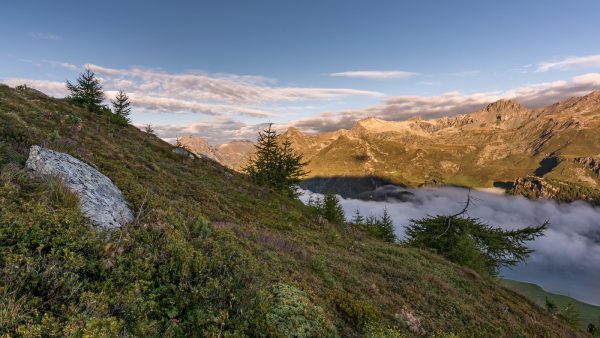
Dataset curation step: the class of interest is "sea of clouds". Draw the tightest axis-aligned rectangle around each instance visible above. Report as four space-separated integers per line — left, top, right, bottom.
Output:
299 187 600 305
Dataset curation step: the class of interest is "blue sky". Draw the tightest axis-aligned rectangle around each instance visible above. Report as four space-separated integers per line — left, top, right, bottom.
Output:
2 0 600 143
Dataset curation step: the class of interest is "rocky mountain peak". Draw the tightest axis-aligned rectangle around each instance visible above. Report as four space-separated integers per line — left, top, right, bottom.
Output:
352 116 390 131
283 126 305 137
483 99 527 115
178 135 221 161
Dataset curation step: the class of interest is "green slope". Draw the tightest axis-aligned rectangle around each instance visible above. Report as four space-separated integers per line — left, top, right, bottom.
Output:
502 279 600 331
0 84 583 336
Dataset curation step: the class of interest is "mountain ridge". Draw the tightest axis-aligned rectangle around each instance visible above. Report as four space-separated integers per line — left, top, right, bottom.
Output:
284 91 600 199
188 91 600 202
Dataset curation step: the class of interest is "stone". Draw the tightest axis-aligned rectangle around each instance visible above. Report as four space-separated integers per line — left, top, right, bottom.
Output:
172 147 196 159
26 145 133 228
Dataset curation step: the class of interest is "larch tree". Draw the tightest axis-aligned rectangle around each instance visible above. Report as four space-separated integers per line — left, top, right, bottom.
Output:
404 193 548 276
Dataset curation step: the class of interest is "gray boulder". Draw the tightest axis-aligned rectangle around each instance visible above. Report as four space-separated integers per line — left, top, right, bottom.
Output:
26 145 133 228
172 146 196 159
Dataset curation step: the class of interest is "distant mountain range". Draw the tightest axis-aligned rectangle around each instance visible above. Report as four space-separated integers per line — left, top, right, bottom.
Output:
182 91 600 201
178 135 254 170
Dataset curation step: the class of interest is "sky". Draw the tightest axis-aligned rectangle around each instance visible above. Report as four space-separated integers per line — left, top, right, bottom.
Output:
2 0 600 143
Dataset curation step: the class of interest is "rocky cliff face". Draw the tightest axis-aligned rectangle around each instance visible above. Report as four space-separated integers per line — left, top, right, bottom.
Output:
508 176 600 204
574 157 600 176
178 135 221 162
216 140 255 170
26 145 133 228
178 135 255 169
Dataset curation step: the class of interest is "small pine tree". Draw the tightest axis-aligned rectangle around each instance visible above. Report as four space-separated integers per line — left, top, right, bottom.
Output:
321 193 345 224
377 208 397 242
111 89 132 122
66 68 105 112
244 124 307 196
351 209 365 226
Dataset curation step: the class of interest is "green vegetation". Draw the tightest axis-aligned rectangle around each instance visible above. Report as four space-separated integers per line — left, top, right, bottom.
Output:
308 192 346 224
66 68 130 127
502 279 600 333
546 298 582 329
66 68 105 112
404 210 547 276
244 123 307 197
111 89 132 123
0 84 583 336
352 208 397 243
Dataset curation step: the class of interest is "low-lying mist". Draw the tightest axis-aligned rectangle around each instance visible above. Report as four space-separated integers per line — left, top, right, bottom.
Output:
300 187 600 305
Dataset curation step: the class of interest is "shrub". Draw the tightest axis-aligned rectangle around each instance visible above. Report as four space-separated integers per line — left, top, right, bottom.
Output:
352 208 397 242
47 130 61 141
259 283 336 337
64 114 82 125
337 293 381 332
308 192 345 224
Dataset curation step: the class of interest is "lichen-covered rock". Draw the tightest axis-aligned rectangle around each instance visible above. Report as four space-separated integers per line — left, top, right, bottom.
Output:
26 145 133 228
172 147 196 159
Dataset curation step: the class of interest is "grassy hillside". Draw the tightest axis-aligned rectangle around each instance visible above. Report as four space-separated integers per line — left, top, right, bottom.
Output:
502 279 600 331
0 84 583 336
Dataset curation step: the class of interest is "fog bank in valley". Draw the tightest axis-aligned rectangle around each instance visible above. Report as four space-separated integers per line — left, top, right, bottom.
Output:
300 187 600 305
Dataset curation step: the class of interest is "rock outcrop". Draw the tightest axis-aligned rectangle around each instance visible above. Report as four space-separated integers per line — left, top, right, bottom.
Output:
574 156 600 176
172 147 197 159
26 145 133 228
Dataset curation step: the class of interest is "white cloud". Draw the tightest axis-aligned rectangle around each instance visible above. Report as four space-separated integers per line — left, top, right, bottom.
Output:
42 60 80 71
329 70 417 79
573 72 600 86
137 118 268 145
291 73 600 133
127 93 273 117
536 54 600 72
30 32 63 40
85 64 384 104
2 62 383 119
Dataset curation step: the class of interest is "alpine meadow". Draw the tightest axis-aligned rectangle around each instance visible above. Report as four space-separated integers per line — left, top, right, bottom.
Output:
2 1 600 337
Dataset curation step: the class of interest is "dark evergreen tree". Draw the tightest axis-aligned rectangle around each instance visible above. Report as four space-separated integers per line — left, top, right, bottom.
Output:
111 89 132 122
377 208 397 242
321 193 345 224
66 69 105 112
244 124 307 196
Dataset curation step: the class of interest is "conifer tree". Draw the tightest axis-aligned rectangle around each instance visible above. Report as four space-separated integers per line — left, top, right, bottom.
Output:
66 68 105 112
351 209 365 226
321 192 345 224
377 208 397 242
405 215 547 276
111 89 132 122
144 123 155 135
244 124 307 196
